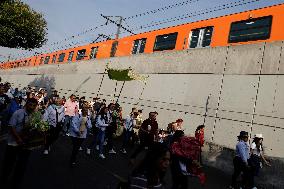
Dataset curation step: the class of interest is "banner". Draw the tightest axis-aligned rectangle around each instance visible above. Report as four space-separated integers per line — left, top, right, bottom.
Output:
107 66 148 82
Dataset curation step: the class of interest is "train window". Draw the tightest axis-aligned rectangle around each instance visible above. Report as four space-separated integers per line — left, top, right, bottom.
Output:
189 26 214 48
76 49 86 60
58 53 65 62
132 38 147 54
153 32 178 51
52 55 57 63
68 51 74 62
90 47 99 59
44 56 50 64
229 16 272 43
39 57 44 65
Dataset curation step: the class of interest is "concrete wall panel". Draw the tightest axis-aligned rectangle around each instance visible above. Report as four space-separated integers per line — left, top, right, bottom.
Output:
1 41 284 159
262 41 283 74
226 43 264 74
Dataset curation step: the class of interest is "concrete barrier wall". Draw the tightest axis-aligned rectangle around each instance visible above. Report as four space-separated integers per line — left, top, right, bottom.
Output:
1 41 284 187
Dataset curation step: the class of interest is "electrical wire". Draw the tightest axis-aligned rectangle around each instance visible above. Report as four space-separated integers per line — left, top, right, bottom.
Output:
131 0 264 31
124 0 202 20
1 0 269 65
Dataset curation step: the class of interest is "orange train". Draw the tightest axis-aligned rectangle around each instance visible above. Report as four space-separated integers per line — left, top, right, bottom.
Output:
1 3 284 70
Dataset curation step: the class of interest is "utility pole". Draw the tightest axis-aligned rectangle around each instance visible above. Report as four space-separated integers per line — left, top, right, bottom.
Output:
100 14 135 38
101 15 126 57
100 15 135 101
115 16 123 40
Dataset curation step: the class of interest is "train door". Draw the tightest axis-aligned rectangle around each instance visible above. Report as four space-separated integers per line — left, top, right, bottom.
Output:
189 26 214 48
110 41 118 57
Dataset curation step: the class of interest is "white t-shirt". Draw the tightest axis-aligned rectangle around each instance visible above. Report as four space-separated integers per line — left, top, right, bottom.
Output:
251 142 263 156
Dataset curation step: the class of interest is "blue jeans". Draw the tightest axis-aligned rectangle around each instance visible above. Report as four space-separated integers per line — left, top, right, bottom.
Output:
97 129 105 154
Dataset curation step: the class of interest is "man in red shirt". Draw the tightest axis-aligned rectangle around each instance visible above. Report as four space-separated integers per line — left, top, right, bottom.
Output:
131 111 159 160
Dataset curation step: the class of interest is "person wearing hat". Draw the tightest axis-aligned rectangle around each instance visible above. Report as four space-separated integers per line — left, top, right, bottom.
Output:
230 131 251 189
248 134 271 189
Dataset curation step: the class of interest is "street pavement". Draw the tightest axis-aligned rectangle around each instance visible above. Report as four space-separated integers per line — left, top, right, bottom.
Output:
0 134 232 189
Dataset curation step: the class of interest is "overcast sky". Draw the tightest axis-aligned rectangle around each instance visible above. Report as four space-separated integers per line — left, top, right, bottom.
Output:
1 0 283 61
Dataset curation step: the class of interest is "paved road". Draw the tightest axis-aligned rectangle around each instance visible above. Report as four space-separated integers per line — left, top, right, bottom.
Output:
0 135 232 189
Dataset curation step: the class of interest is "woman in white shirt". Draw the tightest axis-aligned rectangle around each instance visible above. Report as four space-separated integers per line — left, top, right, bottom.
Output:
248 134 271 189
96 106 109 159
250 134 270 176
43 98 65 155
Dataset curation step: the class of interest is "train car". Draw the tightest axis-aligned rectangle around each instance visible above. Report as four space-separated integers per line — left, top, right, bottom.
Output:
1 3 284 69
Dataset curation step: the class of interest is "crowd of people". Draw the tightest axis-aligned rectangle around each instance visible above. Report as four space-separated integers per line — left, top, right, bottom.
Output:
0 78 271 189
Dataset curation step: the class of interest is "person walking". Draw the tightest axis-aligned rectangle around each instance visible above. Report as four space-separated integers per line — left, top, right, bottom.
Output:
130 111 159 161
120 111 138 154
1 98 38 189
248 134 271 189
230 131 252 189
63 94 78 135
96 106 109 159
106 103 116 154
68 106 92 166
133 109 143 145
43 97 65 155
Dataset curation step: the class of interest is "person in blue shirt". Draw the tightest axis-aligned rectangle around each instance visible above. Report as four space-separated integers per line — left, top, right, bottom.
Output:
230 131 252 189
7 95 22 118
1 98 38 189
68 106 92 166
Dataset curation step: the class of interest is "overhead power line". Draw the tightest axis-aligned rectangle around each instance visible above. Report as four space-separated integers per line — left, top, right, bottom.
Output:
5 0 266 62
101 14 135 35
132 0 264 31
124 0 202 20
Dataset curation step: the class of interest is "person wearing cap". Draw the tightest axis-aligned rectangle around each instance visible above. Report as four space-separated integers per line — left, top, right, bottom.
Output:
230 131 251 189
248 134 271 189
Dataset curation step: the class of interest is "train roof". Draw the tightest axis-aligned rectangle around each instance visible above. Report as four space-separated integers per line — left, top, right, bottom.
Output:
119 2 284 39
